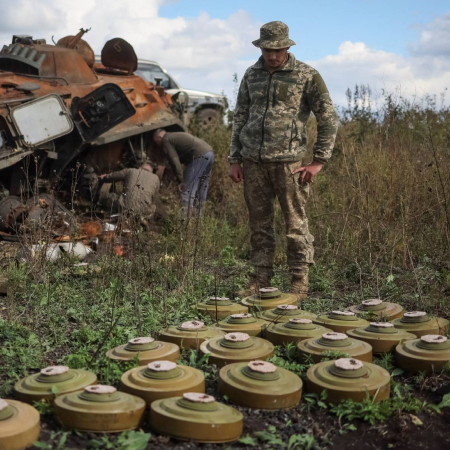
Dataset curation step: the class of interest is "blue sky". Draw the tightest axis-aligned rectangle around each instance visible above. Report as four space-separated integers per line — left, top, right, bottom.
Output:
160 0 450 59
0 0 449 106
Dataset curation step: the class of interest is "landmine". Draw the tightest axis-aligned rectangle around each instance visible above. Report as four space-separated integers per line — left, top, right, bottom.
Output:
215 313 267 336
257 304 317 323
218 361 302 410
106 337 180 365
396 334 450 374
265 318 333 346
200 332 275 368
120 360 205 405
347 299 404 320
391 311 449 338
347 322 416 354
158 321 225 349
54 385 145 432
313 311 370 334
0 399 40 450
306 358 390 404
195 297 248 320
14 366 97 404
150 392 243 443
241 287 297 312
297 332 373 363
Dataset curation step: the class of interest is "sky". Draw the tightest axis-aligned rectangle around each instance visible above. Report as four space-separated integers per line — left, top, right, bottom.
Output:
0 0 449 109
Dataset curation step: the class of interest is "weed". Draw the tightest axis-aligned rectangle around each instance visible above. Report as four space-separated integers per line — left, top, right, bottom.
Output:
330 382 440 425
179 349 217 381
87 430 151 450
240 425 316 449
303 390 329 411
33 399 54 415
320 350 352 361
34 432 69 450
269 344 313 377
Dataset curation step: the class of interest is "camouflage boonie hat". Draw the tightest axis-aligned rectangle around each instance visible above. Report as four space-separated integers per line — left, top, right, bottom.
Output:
252 21 296 49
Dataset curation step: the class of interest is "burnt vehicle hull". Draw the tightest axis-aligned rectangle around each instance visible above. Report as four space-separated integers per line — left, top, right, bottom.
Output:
0 34 184 203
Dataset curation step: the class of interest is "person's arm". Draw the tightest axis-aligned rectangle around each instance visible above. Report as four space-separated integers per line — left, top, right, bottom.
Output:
292 71 339 184
305 71 339 164
228 71 250 165
163 138 184 183
101 168 130 183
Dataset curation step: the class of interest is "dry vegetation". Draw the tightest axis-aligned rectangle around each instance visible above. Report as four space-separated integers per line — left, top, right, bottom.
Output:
1 86 450 449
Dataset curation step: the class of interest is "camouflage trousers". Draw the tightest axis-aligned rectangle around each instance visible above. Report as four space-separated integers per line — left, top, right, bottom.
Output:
243 159 314 277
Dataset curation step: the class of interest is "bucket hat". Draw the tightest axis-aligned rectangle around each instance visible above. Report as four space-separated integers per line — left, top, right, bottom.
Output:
252 21 296 49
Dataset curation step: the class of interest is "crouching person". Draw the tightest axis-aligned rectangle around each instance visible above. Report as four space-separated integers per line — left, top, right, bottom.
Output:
152 129 214 214
98 163 160 219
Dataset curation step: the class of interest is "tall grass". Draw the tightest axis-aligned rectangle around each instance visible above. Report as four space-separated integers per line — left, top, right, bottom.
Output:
195 87 450 271
1 87 450 399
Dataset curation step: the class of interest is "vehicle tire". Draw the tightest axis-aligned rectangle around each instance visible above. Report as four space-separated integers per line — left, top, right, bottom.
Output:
196 108 220 128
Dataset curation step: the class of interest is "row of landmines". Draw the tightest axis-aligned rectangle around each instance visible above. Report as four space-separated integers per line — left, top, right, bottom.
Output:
2 287 450 448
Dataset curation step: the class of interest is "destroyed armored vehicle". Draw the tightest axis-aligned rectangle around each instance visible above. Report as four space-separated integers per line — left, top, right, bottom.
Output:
0 31 185 229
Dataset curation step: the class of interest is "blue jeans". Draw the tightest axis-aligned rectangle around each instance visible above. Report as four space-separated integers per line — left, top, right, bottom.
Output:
181 151 214 209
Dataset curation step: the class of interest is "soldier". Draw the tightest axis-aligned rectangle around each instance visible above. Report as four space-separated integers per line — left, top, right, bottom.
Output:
98 163 160 217
228 21 338 297
153 129 214 212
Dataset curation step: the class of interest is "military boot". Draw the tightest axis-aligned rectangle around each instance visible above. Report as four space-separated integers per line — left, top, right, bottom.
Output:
238 268 273 297
290 269 309 301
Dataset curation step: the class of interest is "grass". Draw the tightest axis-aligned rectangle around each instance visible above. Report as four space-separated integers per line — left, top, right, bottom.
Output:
1 87 450 448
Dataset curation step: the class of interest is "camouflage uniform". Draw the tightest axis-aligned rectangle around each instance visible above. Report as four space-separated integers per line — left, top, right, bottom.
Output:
229 21 338 279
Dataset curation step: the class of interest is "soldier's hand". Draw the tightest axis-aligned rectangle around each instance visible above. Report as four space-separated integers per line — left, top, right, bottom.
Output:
99 174 106 180
292 161 323 185
229 163 244 183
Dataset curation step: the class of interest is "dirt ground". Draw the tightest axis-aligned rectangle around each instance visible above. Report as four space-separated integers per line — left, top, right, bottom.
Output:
26 375 450 450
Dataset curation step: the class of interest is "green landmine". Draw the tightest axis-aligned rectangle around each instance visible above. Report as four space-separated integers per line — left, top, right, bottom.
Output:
257 304 317 324
54 385 145 432
158 320 225 350
306 357 390 404
396 334 450 374
14 366 97 404
391 311 449 338
297 332 373 363
265 318 333 346
347 322 416 354
120 360 205 405
347 299 404 320
200 332 275 367
150 392 243 443
0 399 40 450
215 313 268 336
313 310 370 334
106 337 180 365
241 287 298 312
195 296 248 321
218 360 302 410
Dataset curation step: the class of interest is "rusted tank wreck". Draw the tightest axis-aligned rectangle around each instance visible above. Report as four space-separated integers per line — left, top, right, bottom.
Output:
0 30 184 230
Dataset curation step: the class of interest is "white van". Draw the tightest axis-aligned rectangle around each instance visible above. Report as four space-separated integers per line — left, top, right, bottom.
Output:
135 59 228 128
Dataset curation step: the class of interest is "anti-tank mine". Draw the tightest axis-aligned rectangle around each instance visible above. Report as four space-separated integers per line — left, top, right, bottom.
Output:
0 30 185 230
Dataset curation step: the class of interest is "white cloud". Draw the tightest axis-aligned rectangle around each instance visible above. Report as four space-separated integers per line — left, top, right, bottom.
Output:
0 1 448 109
0 0 62 33
0 0 261 102
410 13 450 59
307 37 450 108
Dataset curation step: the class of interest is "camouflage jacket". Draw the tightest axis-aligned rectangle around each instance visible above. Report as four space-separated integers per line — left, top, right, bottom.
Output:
229 54 338 164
